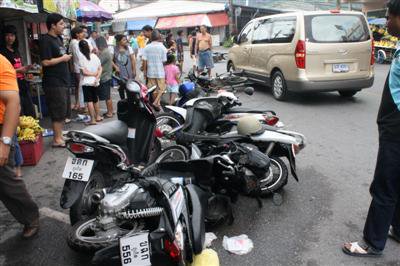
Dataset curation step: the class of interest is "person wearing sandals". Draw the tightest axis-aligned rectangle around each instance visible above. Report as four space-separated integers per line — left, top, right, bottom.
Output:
142 30 167 111
78 40 102 125
40 13 72 148
343 0 400 257
95 36 113 119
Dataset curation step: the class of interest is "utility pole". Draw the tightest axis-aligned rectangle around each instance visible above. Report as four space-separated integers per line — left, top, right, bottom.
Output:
228 0 236 35
336 0 341 10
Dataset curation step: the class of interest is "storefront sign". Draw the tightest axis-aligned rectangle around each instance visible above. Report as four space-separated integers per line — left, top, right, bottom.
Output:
0 0 38 13
41 0 79 20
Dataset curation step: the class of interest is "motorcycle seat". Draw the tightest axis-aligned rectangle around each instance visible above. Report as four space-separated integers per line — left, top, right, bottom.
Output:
225 107 276 115
84 120 128 145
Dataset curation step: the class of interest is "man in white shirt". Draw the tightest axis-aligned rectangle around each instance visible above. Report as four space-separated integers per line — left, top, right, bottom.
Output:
88 31 98 52
69 27 85 111
142 30 167 110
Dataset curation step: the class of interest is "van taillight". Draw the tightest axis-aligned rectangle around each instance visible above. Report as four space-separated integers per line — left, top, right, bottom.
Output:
295 40 306 69
371 40 375 65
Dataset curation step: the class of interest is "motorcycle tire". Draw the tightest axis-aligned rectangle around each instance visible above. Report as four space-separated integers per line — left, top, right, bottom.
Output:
69 170 106 225
148 138 162 164
91 244 121 266
156 113 184 130
155 145 190 163
260 156 288 195
67 218 115 253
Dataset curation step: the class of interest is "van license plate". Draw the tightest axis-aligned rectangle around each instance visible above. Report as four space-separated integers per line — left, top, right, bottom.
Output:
120 232 151 266
332 64 349 73
62 157 94 182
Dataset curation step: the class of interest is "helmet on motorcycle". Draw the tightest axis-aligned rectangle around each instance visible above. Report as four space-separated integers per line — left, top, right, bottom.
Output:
237 116 263 136
179 81 195 96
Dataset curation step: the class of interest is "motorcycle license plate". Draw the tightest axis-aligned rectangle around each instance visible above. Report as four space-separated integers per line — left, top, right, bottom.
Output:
62 157 94 182
332 64 349 73
120 232 151 266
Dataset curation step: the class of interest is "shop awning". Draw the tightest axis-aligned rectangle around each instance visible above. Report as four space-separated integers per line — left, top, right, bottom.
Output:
156 12 228 30
207 12 229 27
156 14 211 30
127 19 157 31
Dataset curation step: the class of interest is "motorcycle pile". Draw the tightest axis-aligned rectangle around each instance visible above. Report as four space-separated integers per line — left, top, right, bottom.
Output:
59 70 306 266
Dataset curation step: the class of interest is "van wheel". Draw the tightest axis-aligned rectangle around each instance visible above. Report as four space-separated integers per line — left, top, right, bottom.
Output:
272 71 288 101
338 90 358 98
227 61 236 72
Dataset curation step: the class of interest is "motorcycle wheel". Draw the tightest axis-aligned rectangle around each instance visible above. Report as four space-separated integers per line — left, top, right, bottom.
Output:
155 145 190 163
148 138 162 164
260 156 288 195
67 218 137 253
156 113 184 148
69 170 105 225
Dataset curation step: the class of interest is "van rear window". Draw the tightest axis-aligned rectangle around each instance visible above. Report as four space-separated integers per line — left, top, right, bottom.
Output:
305 14 370 43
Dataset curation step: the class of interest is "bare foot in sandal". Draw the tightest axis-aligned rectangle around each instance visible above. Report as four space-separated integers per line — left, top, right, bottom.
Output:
342 241 382 257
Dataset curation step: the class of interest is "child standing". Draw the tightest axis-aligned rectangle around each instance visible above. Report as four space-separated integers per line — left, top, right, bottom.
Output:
164 53 180 105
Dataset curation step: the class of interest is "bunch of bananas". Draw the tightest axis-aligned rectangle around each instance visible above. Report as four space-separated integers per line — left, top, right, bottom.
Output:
18 116 44 142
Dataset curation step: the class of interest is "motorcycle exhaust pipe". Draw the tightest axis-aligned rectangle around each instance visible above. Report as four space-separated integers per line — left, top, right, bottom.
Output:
91 189 106 204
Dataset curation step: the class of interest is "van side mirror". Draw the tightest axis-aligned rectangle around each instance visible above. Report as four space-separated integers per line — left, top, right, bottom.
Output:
233 35 239 44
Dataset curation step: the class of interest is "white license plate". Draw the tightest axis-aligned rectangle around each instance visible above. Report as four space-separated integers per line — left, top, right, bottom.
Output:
62 157 94 182
120 233 151 266
332 64 349 73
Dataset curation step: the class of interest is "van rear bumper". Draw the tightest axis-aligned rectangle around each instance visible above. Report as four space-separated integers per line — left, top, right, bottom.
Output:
286 76 374 92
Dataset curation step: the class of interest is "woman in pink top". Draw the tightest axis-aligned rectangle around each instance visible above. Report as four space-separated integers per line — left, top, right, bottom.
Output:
164 53 180 105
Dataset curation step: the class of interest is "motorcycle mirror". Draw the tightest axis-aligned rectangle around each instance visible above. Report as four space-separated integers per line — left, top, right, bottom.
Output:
244 87 254 96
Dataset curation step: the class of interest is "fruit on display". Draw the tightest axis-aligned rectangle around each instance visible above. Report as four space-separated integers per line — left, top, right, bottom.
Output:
18 116 44 142
371 25 398 48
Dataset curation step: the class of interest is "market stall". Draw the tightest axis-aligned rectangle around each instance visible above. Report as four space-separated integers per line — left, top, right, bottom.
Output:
370 18 399 64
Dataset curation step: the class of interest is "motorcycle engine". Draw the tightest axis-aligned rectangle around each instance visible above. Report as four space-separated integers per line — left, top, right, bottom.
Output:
101 183 142 214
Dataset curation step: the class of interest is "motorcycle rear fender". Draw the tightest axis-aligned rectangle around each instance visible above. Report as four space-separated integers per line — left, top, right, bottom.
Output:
185 184 206 254
285 145 298 182
60 179 87 209
164 106 187 121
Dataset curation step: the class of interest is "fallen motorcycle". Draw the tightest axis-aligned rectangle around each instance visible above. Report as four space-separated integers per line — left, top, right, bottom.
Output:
68 176 206 266
60 78 161 225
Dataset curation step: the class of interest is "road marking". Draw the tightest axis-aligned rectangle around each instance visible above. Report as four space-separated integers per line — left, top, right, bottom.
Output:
39 207 70 224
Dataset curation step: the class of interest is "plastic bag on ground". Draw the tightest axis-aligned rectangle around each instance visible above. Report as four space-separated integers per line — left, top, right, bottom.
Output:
222 234 254 255
204 232 218 248
190 248 219 266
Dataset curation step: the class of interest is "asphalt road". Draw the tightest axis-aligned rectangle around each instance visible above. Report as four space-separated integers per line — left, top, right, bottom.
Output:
1 52 398 266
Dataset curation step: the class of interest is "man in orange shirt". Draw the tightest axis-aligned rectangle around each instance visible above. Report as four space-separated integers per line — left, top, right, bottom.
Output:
0 54 39 239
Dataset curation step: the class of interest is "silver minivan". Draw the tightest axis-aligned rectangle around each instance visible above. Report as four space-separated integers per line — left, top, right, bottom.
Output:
227 10 375 100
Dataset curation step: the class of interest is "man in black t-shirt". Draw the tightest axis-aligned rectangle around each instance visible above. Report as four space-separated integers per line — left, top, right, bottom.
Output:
40 13 72 148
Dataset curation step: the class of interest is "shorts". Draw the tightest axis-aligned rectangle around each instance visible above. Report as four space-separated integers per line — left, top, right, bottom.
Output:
43 85 68 122
198 50 214 70
82 85 99 103
98 80 111 101
167 84 179 94
147 78 166 94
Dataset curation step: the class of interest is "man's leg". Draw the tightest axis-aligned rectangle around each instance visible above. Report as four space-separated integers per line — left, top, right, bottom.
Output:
74 73 80 108
52 121 64 144
0 146 39 226
363 140 400 251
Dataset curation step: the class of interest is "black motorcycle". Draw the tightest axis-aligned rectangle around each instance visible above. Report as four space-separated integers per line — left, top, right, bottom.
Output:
60 78 161 225
68 176 206 266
